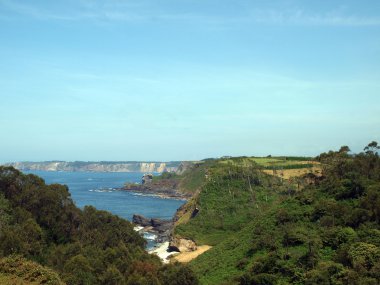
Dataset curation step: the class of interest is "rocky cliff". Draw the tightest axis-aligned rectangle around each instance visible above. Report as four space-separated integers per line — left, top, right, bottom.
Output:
123 177 190 199
4 161 182 173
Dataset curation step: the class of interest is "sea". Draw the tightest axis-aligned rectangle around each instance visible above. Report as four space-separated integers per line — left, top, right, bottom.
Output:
24 170 185 249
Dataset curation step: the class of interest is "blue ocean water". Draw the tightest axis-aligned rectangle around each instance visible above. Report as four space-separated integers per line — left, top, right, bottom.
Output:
24 171 184 249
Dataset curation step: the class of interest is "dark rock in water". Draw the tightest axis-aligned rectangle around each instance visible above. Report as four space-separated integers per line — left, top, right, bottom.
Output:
132 214 151 227
133 214 173 244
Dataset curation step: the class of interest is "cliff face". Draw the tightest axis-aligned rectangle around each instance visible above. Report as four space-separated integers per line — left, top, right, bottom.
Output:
4 161 181 173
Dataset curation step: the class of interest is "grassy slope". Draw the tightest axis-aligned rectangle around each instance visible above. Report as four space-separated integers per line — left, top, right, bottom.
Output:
175 157 314 242
189 197 315 285
173 159 276 283
178 162 207 194
172 157 320 284
175 157 298 244
151 161 207 195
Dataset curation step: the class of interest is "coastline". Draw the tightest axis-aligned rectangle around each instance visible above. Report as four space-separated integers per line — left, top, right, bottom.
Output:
128 174 197 263
127 190 188 201
134 218 181 263
122 183 190 201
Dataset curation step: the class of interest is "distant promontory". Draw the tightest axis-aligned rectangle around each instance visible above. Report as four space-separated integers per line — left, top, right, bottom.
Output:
3 161 185 173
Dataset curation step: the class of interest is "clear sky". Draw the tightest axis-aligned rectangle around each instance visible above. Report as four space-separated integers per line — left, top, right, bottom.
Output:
0 0 379 162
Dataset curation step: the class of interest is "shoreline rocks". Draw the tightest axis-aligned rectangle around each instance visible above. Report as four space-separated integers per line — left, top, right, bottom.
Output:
132 170 201 260
132 214 151 227
133 214 174 244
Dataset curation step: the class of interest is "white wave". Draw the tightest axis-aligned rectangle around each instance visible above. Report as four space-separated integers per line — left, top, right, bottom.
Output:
144 232 157 240
131 192 156 198
89 188 115 193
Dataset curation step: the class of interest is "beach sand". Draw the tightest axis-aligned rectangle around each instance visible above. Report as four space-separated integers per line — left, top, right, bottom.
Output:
172 245 212 263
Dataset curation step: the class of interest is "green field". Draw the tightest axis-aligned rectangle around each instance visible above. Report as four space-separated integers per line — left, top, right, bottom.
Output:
220 156 315 167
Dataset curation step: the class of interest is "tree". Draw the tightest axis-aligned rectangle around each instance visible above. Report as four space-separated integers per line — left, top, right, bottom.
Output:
159 263 199 285
101 265 124 285
339 146 351 154
63 254 96 285
349 242 380 271
364 141 380 155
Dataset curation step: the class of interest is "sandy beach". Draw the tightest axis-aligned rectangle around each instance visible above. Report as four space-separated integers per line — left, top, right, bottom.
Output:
173 245 212 263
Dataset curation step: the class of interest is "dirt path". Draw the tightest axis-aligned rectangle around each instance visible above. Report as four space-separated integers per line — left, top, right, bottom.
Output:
172 245 212 263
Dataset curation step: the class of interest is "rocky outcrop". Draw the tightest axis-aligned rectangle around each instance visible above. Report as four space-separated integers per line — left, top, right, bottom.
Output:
169 237 197 252
124 178 190 200
4 161 182 173
170 194 201 252
133 214 174 244
151 218 172 233
132 214 151 227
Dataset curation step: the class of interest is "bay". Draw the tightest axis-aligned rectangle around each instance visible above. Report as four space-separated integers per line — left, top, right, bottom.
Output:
24 170 185 249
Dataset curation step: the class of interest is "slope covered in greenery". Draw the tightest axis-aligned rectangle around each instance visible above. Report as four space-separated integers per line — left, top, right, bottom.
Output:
0 167 198 285
174 143 380 284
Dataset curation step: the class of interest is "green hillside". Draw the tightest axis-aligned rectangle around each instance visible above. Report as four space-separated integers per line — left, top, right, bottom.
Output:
173 143 380 284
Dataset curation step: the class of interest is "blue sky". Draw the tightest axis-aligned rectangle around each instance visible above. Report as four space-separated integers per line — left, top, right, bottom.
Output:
0 0 379 162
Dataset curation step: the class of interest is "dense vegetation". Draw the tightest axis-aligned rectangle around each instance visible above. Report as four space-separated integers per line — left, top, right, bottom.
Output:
0 167 198 285
174 142 380 284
